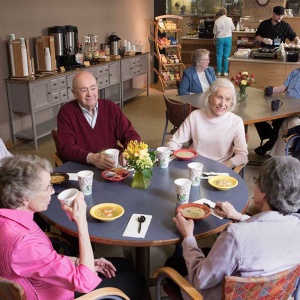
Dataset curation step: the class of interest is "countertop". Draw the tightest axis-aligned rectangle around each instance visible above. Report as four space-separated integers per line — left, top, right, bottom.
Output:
228 56 300 65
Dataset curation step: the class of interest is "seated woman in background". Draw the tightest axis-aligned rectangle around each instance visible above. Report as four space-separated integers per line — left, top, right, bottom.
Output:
168 156 300 299
168 78 248 168
0 138 12 164
0 155 146 300
178 49 216 96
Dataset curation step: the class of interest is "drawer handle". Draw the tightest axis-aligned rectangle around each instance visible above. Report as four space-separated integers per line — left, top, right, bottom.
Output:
63 94 66 97
53 83 57 86
61 81 65 83
48 92 51 94
55 97 58 99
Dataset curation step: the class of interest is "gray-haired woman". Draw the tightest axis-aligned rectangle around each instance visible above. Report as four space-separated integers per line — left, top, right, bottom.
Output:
0 155 146 300
168 156 300 299
168 78 248 168
178 48 216 95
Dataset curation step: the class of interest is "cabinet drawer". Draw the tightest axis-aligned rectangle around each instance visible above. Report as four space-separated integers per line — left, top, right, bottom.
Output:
60 89 68 103
103 76 109 88
50 91 60 104
50 78 59 92
58 76 67 89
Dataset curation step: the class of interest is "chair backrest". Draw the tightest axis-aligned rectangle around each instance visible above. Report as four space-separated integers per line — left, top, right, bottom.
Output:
51 129 59 153
222 264 300 300
163 95 192 129
0 277 27 300
76 287 130 300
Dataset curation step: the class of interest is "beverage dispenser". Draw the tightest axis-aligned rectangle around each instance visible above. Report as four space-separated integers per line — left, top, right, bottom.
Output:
48 25 78 69
108 33 121 55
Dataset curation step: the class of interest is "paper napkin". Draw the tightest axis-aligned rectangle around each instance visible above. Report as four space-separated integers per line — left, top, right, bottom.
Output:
193 198 223 219
123 214 152 238
201 172 229 179
67 173 78 181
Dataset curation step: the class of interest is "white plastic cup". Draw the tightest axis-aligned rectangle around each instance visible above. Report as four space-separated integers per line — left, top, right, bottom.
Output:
156 146 171 168
174 178 192 204
104 149 119 168
77 170 94 195
58 188 79 220
188 162 203 186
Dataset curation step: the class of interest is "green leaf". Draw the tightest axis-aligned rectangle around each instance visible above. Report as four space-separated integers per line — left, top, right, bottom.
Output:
142 169 152 178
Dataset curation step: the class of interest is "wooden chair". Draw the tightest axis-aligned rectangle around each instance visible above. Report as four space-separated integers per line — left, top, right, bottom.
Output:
153 264 300 300
161 95 192 146
50 129 63 166
0 277 129 300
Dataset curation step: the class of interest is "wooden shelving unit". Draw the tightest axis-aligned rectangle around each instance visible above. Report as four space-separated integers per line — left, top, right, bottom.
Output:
153 15 186 92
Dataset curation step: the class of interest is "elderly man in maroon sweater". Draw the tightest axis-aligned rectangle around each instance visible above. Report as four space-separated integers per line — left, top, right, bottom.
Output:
57 71 140 169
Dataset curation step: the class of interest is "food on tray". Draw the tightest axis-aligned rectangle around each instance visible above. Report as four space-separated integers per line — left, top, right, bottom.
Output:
50 173 69 184
181 207 205 218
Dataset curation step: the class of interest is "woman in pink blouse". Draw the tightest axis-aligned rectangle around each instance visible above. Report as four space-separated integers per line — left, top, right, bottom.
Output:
0 155 146 300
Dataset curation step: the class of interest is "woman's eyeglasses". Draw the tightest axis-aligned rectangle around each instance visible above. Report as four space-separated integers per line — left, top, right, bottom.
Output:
42 184 54 192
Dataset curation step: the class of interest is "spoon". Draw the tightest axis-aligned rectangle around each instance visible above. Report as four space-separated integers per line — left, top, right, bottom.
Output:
138 215 146 233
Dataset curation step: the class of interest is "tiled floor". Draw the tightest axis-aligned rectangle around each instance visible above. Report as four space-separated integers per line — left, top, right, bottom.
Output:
9 87 269 299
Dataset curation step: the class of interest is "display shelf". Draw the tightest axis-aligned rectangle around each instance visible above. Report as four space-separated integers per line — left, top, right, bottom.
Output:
153 15 186 92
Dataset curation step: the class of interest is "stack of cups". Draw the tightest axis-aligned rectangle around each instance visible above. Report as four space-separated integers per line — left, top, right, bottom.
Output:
174 178 192 204
104 149 119 168
187 162 203 186
156 146 171 168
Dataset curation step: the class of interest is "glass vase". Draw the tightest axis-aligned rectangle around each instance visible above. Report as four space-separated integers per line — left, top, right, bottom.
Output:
131 170 151 189
237 85 248 102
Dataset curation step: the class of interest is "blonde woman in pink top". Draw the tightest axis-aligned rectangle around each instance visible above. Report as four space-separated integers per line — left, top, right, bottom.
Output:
0 155 146 300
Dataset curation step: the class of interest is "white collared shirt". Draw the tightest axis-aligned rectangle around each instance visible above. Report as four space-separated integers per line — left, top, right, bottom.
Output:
78 103 98 128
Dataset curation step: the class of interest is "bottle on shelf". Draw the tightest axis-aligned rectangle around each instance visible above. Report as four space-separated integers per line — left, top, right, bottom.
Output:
8 34 16 76
75 42 84 65
83 36 92 61
92 35 99 61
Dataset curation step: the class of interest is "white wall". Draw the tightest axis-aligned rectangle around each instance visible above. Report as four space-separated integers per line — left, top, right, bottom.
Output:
0 0 154 145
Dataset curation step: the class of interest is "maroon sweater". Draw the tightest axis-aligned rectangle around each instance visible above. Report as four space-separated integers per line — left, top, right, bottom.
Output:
57 99 140 164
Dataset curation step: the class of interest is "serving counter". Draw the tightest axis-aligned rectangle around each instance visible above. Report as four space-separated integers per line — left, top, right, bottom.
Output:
228 57 300 89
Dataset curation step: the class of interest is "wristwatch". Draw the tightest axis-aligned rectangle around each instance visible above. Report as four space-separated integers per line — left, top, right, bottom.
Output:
256 0 270 6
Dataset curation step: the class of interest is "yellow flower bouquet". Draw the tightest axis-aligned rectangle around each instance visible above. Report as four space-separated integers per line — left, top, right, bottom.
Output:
231 71 255 102
123 140 157 189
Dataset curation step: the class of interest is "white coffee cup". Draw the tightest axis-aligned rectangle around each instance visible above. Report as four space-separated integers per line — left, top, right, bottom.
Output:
77 170 94 195
188 162 203 186
156 146 171 168
58 188 79 220
174 178 192 204
104 149 119 168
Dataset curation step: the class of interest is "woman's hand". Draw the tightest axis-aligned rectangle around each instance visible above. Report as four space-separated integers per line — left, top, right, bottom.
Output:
173 213 194 239
62 192 87 224
94 258 116 278
214 201 242 221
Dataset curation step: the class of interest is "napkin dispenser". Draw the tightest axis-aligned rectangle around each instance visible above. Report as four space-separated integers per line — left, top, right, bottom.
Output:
286 51 299 62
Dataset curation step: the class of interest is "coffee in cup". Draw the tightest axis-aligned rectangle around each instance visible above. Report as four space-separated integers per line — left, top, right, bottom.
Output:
271 99 283 111
264 86 273 96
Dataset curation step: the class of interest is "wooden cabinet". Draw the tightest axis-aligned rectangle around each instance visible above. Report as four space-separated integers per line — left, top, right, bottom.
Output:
121 53 149 103
6 55 149 148
228 58 300 90
153 15 186 91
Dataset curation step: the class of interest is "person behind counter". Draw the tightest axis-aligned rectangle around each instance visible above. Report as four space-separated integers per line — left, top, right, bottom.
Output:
57 71 141 169
213 7 235 76
166 156 300 300
168 78 248 169
178 49 216 96
255 5 299 48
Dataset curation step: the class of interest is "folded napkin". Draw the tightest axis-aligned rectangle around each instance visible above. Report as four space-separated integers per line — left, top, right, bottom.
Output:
193 198 223 219
123 214 152 238
67 173 78 181
201 172 229 179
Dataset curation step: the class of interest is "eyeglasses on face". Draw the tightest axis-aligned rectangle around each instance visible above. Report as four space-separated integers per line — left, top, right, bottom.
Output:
42 184 54 192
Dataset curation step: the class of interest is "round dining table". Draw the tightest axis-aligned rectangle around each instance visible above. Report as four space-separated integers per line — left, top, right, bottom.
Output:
41 155 249 280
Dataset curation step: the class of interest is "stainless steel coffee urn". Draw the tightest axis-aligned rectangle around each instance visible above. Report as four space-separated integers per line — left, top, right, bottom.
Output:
48 25 78 69
108 33 121 55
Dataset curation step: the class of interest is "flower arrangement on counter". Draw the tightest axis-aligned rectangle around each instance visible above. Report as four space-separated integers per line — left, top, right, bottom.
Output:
231 71 255 88
123 140 157 179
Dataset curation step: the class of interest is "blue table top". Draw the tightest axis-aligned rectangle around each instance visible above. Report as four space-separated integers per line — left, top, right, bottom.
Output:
41 155 249 247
